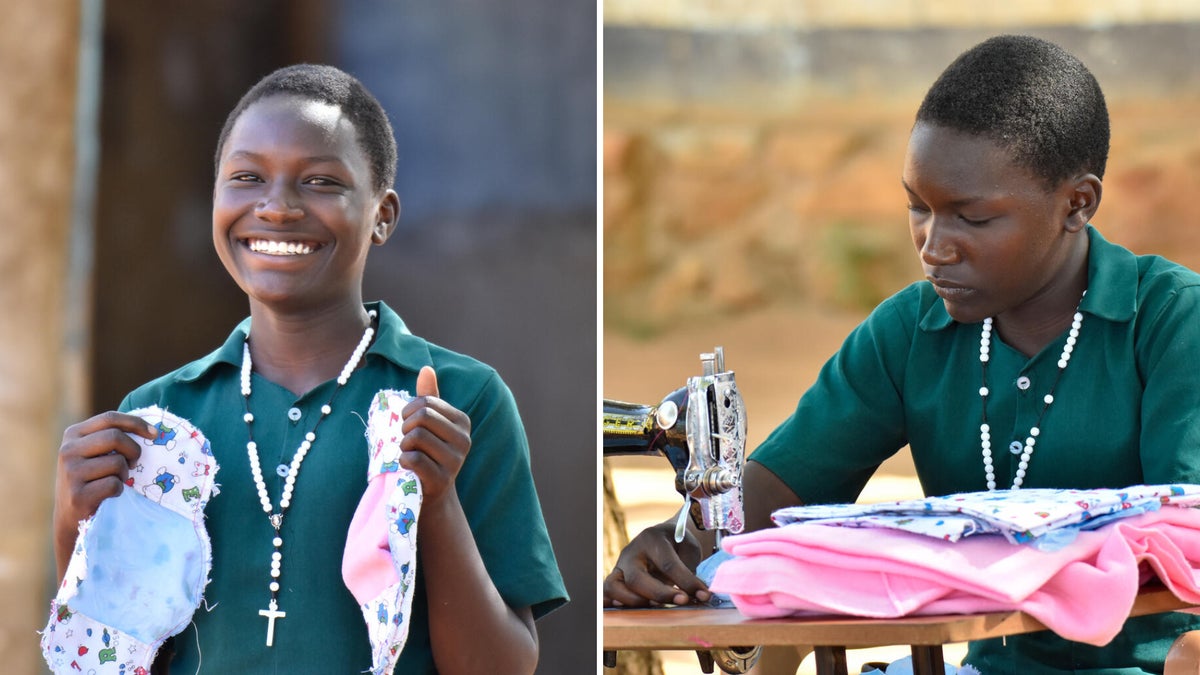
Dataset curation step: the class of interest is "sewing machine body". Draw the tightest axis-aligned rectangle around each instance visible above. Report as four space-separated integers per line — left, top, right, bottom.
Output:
604 348 758 674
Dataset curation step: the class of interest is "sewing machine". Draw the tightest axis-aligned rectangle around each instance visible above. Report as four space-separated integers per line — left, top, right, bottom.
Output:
604 347 759 674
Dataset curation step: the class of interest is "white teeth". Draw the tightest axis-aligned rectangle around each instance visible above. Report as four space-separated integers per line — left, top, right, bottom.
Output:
248 239 314 256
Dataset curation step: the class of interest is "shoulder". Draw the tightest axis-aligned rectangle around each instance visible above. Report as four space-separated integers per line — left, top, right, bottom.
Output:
1136 254 1200 299
120 342 240 412
1128 249 1200 333
369 303 514 416
1087 226 1200 326
373 330 508 411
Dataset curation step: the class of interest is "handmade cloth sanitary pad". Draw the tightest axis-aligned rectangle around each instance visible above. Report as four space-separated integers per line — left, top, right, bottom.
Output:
772 484 1200 548
343 389 423 675
41 407 219 674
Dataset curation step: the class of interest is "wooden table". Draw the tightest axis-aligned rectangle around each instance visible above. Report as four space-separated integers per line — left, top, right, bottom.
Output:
603 585 1196 675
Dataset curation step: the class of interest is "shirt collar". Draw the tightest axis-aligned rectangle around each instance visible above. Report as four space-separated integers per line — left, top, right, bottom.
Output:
919 224 1138 332
176 300 430 382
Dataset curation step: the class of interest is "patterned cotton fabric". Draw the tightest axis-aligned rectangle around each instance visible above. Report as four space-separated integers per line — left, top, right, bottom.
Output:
41 407 219 674
342 390 423 675
772 484 1200 547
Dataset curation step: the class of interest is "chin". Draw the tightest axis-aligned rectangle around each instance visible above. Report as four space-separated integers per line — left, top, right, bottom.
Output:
941 300 989 326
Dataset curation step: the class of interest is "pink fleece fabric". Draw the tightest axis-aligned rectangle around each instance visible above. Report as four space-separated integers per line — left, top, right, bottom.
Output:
709 508 1200 646
342 476 399 605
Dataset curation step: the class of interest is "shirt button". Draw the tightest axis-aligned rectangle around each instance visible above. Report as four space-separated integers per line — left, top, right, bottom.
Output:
287 407 302 422
1016 376 1031 390
1009 440 1024 455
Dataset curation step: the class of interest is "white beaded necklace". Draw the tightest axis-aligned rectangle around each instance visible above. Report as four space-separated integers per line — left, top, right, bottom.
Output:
239 308 377 647
979 294 1084 490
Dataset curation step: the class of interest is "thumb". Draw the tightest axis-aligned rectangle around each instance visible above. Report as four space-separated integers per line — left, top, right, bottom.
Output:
416 365 439 399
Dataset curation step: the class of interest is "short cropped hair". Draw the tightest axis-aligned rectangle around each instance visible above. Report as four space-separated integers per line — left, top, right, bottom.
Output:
214 64 397 192
916 35 1109 187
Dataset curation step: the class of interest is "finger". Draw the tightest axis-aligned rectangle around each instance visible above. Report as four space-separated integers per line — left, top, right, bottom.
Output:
397 445 435 474
66 411 158 442
603 569 652 608
647 553 711 602
61 427 144 467
416 365 439 398
610 566 690 606
398 427 466 470
400 406 470 448
78 475 128 507
397 446 451 493
68 451 134 486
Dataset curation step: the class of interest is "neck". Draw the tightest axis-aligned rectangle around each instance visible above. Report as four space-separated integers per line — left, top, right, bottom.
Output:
246 301 374 396
993 233 1089 358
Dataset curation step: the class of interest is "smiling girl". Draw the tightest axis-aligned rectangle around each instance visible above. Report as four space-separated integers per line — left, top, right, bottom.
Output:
605 35 1200 673
50 65 566 674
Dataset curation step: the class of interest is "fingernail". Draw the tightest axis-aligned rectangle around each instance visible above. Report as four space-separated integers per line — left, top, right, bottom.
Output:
146 424 158 437
696 590 712 602
673 593 688 605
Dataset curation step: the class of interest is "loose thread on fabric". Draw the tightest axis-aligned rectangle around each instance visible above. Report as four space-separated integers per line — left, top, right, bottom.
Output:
191 620 202 675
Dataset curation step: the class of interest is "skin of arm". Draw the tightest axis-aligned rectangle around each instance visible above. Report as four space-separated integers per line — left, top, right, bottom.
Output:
400 366 539 675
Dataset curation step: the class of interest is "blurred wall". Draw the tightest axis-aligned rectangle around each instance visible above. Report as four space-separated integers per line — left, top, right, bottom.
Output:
604 4 1200 334
80 2 593 674
0 3 82 671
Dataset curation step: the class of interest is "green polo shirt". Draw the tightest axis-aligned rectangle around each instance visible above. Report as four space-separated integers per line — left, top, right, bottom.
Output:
120 301 567 673
752 226 1200 673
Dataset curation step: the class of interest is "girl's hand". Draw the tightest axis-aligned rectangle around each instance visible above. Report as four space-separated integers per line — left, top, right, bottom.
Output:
603 520 710 608
399 366 472 506
54 411 159 579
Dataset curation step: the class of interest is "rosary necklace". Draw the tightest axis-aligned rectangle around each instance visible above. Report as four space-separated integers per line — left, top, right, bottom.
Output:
240 309 376 647
979 293 1084 491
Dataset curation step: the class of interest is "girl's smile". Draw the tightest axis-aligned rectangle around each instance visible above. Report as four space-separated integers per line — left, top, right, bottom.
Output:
212 94 395 313
245 238 322 256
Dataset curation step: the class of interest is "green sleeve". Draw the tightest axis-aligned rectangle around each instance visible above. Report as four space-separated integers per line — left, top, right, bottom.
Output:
751 289 916 505
454 370 568 618
1136 278 1200 484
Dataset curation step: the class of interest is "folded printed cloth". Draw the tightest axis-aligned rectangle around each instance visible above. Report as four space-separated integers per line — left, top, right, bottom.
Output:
771 484 1200 547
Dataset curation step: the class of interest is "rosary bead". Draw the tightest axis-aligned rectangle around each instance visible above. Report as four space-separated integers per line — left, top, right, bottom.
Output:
979 294 1084 490
241 312 376 633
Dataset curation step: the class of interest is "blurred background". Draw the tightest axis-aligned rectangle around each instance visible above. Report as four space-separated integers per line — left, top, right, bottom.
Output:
602 2 1200 674
0 1 595 673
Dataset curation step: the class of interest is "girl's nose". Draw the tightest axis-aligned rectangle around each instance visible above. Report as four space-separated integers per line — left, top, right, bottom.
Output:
254 188 304 223
919 219 959 267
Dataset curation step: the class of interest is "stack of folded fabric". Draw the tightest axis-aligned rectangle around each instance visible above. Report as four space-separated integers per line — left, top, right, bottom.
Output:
708 484 1200 646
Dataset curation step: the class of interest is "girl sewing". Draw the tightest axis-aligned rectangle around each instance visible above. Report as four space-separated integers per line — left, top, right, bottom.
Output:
50 64 566 674
604 35 1200 673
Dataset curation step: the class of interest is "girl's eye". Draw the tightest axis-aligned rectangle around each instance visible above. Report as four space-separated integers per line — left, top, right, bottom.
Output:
907 204 929 214
960 215 992 226
305 176 342 187
230 173 260 183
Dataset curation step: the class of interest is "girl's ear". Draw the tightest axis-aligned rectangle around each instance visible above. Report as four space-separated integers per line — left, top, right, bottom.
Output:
372 190 401 245
1064 174 1102 233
